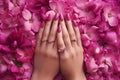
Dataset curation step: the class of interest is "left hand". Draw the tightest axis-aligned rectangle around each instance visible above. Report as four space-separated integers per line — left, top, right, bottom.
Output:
31 14 59 80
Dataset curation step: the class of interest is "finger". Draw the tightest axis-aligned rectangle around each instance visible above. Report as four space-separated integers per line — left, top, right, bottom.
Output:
53 40 57 49
48 13 59 47
36 22 45 47
57 24 65 53
60 14 71 48
65 13 76 46
41 14 52 45
73 21 82 47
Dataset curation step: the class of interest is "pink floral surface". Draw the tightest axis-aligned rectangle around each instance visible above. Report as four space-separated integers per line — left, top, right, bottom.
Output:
0 0 120 80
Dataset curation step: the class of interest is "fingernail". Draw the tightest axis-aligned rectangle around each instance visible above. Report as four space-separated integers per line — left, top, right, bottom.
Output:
41 21 45 28
58 24 61 33
46 14 51 21
66 13 71 20
54 13 59 20
73 21 78 27
60 14 64 21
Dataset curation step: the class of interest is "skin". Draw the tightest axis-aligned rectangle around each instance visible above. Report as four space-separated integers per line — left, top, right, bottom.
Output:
58 17 86 80
31 14 86 80
31 15 59 80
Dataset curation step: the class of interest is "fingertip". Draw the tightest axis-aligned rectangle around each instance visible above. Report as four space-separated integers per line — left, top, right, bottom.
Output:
65 13 71 20
41 21 45 28
46 14 52 21
72 20 78 27
57 24 62 33
54 13 59 20
60 14 64 21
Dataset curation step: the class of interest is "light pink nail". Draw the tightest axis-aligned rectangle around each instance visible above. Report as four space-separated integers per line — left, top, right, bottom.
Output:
46 14 51 21
73 21 78 27
41 21 45 28
54 13 59 20
60 14 64 21
58 24 61 33
66 13 71 20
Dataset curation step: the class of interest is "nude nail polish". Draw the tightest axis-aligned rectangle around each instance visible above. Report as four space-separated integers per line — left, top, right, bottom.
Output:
66 13 71 20
54 13 59 20
60 14 64 21
58 24 61 33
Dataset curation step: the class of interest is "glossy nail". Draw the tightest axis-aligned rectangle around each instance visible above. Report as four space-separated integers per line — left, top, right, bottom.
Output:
54 13 59 20
73 21 78 27
58 24 61 33
60 14 64 21
66 13 71 20
41 21 45 28
46 14 51 21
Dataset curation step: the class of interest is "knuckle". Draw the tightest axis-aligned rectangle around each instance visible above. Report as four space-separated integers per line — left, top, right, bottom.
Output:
70 50 77 57
63 33 69 39
70 33 75 38
43 33 48 38
61 54 71 61
43 50 58 59
43 52 49 57
64 38 71 46
64 38 70 43
42 50 49 56
45 49 50 54
50 54 58 59
52 21 57 26
58 43 64 48
45 53 58 59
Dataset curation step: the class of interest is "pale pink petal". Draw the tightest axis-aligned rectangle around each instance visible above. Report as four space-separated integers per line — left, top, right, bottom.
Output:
0 64 7 73
108 17 118 26
11 6 21 15
8 0 14 10
86 57 98 73
24 21 32 31
31 14 40 32
105 31 117 44
22 9 32 20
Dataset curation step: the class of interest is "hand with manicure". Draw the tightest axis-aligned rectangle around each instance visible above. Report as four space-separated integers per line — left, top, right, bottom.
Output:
57 14 86 80
31 13 59 80
31 13 86 80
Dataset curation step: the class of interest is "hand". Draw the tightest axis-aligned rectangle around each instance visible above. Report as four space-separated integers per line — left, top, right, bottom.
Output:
31 13 59 80
57 14 86 80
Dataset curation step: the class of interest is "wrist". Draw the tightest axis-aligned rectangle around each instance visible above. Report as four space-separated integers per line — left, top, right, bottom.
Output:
65 72 86 80
31 71 53 80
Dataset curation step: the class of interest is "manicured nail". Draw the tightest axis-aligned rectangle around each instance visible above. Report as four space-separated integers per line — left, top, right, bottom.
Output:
60 14 64 21
46 14 51 21
54 13 59 20
41 21 45 28
66 13 71 20
73 21 78 27
58 24 61 33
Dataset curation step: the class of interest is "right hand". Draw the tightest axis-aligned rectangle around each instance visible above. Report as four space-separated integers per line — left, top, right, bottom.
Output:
57 14 86 80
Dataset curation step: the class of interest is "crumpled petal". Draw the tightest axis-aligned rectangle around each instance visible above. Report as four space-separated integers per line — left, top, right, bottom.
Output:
22 9 32 20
